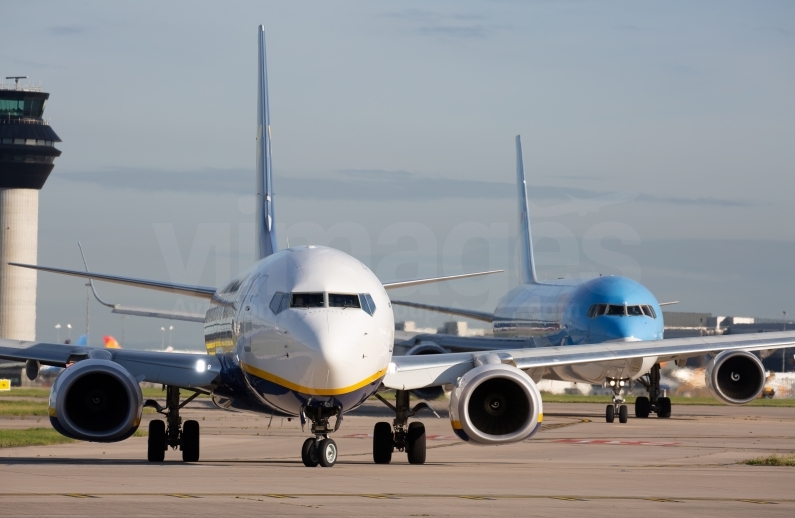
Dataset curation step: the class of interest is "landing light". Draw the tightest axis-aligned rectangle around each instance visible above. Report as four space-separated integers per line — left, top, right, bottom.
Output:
196 359 207 372
609 380 616 386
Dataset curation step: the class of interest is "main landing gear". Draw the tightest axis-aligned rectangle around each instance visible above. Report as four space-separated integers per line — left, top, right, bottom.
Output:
300 405 342 467
635 363 672 419
144 385 202 462
372 390 430 465
605 377 630 424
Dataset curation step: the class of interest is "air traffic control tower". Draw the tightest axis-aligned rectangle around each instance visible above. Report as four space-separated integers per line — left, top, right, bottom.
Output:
0 77 62 340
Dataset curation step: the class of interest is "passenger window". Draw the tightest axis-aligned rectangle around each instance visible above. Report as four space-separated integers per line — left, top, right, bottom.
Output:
607 305 625 316
291 293 325 308
329 294 361 308
627 305 643 316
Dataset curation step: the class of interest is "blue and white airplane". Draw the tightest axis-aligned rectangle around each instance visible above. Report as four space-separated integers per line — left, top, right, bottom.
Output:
1 26 794 468
391 136 677 421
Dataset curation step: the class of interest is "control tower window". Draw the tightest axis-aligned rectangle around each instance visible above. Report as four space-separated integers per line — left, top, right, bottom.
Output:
329 294 361 309
290 293 325 308
0 98 45 118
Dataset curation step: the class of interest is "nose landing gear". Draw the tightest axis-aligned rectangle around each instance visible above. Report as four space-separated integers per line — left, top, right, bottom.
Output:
372 390 432 465
605 378 629 423
300 406 341 467
144 385 202 462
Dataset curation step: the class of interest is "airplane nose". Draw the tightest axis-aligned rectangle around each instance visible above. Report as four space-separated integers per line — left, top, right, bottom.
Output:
290 312 365 391
594 317 639 342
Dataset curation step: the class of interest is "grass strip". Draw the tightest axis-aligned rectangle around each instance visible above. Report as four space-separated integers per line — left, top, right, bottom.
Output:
740 454 795 466
0 428 75 448
0 400 49 416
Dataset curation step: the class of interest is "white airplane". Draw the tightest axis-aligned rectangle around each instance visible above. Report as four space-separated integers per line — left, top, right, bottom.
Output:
2 26 795 468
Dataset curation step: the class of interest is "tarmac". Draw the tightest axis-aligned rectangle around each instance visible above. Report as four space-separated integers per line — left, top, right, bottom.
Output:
0 400 794 517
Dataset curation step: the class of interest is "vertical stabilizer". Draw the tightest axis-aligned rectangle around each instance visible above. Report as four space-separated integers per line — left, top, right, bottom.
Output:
516 136 538 284
256 25 278 259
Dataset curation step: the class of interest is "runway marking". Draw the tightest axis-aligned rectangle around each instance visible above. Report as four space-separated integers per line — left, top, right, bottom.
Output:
555 439 679 447
168 494 200 498
1 493 792 504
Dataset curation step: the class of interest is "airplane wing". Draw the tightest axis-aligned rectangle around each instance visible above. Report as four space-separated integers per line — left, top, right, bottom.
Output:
9 263 217 299
383 330 795 390
390 300 494 322
0 338 219 391
382 270 503 290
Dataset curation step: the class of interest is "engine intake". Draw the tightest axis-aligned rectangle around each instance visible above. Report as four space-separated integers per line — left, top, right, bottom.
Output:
705 350 766 405
49 359 143 442
449 362 542 445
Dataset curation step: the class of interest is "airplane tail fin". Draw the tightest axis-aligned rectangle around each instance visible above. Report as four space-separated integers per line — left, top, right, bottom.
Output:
256 25 278 259
516 135 538 284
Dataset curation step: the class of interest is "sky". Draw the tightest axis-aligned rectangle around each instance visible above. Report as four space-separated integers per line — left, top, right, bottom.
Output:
2 1 794 348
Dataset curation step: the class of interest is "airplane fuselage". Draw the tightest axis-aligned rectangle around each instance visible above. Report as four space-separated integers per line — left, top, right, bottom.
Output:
204 246 394 418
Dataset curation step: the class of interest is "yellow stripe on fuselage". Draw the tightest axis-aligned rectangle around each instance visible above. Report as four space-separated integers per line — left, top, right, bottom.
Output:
240 362 387 396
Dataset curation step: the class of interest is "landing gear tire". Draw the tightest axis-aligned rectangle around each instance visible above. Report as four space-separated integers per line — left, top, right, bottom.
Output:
301 437 319 467
635 397 650 418
181 420 200 462
605 405 615 423
406 422 426 465
147 419 166 462
657 397 672 418
618 405 628 424
373 422 393 464
318 438 337 467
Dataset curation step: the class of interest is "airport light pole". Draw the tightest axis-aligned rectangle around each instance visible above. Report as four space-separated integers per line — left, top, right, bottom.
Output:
66 323 71 342
783 311 788 372
160 327 165 349
169 325 173 350
54 323 60 342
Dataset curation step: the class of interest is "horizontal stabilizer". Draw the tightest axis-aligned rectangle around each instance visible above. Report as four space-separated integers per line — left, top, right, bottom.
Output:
10 263 217 299
391 300 494 323
383 270 503 290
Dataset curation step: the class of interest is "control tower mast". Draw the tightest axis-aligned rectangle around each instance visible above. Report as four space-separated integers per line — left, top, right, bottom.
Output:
0 77 62 340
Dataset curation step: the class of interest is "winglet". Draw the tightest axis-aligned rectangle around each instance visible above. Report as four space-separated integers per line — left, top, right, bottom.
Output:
516 136 538 284
256 25 278 259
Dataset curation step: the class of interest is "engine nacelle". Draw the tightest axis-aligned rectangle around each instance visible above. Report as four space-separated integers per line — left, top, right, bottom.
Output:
49 359 143 442
449 362 543 445
705 350 766 405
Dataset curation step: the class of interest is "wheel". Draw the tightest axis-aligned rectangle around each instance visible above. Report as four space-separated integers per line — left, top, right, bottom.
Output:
373 422 393 464
318 438 337 467
635 397 650 418
605 405 615 423
147 419 166 462
406 422 426 465
181 420 200 462
618 405 628 423
301 437 319 467
657 397 672 418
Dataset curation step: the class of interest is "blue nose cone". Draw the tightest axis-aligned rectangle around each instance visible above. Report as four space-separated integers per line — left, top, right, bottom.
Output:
570 276 664 343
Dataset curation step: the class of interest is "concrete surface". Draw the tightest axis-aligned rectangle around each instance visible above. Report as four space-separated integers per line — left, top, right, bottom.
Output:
0 400 794 516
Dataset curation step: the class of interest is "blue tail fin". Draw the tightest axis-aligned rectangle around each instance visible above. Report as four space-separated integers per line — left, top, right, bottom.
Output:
516 136 538 284
256 25 278 259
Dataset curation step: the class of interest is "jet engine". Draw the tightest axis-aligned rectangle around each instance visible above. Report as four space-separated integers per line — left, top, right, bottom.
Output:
705 350 766 405
49 359 143 442
448 359 542 445
406 342 448 400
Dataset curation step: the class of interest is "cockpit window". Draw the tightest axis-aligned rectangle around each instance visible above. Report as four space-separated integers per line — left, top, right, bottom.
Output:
290 293 325 308
329 294 361 308
627 305 643 316
588 303 657 319
269 292 290 314
359 293 376 316
606 305 625 316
